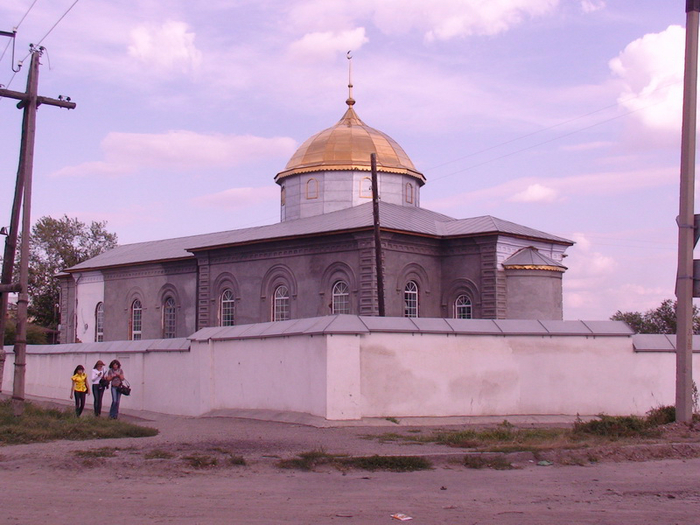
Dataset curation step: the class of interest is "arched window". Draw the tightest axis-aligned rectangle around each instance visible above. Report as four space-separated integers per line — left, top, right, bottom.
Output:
359 177 372 198
130 299 142 340
95 302 104 342
280 185 286 206
405 183 414 204
306 178 319 199
162 296 177 338
404 281 418 318
273 285 290 322
454 295 472 319
220 289 235 327
332 280 350 314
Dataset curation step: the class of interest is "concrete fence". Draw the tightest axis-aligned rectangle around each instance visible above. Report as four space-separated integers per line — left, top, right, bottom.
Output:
2 316 699 420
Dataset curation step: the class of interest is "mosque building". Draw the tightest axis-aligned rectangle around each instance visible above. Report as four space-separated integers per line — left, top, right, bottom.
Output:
58 91 573 344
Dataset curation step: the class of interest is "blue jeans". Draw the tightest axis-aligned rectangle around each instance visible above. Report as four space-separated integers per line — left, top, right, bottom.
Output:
109 386 122 419
92 384 105 416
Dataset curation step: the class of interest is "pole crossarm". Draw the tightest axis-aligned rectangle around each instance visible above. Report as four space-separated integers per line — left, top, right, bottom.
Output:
0 283 21 293
0 88 76 110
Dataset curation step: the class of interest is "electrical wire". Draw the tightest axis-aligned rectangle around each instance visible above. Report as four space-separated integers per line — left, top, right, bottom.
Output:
0 0 39 65
425 78 680 175
33 0 80 49
1 0 79 91
426 97 669 184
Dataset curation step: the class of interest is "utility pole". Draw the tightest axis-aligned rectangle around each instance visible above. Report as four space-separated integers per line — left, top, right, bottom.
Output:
371 153 385 316
0 45 75 415
676 1 699 424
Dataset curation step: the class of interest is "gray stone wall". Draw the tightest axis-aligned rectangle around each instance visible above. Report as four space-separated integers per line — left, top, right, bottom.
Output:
504 268 564 320
101 260 198 341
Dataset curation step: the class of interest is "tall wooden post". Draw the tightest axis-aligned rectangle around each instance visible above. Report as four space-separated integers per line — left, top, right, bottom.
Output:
371 153 385 316
676 0 699 423
0 47 75 414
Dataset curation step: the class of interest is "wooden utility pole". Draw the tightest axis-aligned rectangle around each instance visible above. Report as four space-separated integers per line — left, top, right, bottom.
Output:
676 1 699 424
0 46 75 415
371 153 385 316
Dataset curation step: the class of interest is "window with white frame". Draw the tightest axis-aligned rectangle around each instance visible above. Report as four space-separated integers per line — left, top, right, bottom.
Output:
331 280 350 314
404 280 418 318
454 294 472 319
220 289 235 327
130 299 142 340
163 296 176 338
95 302 104 342
273 285 290 321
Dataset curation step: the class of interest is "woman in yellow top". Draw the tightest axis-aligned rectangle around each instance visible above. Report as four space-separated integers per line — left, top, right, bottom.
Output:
69 365 90 417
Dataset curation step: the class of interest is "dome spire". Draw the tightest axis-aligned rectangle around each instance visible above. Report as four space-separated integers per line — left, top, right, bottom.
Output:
346 50 355 107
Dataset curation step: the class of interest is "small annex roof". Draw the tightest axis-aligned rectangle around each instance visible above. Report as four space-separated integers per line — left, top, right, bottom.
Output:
64 202 573 273
502 246 567 271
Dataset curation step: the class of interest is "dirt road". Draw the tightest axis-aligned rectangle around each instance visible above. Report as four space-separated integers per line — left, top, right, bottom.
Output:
1 413 698 524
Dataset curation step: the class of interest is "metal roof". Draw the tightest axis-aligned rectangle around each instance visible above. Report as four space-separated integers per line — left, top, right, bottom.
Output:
65 202 573 272
275 104 425 183
188 315 633 342
502 246 567 269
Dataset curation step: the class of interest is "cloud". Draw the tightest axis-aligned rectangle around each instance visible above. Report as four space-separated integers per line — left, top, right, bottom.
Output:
288 28 369 61
193 186 279 209
52 131 297 177
508 183 559 203
426 165 676 211
580 0 605 13
51 161 135 179
128 20 202 73
609 25 684 134
287 0 560 42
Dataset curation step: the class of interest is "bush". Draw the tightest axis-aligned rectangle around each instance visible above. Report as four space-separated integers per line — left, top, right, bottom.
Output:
645 406 676 426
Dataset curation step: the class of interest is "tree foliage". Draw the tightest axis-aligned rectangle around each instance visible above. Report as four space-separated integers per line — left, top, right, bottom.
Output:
610 299 700 334
24 215 118 330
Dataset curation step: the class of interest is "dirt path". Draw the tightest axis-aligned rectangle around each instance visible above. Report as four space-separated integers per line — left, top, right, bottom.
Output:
1 414 699 524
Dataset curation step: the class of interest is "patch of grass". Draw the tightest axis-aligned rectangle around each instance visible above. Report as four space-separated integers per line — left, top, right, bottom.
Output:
340 455 431 472
73 447 118 458
227 455 246 466
278 450 432 472
429 426 569 450
463 454 514 470
0 400 158 445
145 449 175 460
572 414 661 439
277 449 340 471
182 453 218 468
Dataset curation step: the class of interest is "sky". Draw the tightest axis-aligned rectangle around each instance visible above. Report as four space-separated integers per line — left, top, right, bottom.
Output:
0 0 694 321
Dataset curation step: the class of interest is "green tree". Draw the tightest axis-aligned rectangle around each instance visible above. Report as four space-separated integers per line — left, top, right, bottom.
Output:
611 299 700 334
23 215 118 330
3 319 48 345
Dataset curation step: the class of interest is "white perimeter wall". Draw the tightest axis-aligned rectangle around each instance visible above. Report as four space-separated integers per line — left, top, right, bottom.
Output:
2 317 697 421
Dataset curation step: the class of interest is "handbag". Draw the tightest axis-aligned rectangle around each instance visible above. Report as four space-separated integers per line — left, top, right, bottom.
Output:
117 380 131 396
99 378 110 388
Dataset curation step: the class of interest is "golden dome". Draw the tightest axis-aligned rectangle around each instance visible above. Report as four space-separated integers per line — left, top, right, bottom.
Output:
275 102 425 184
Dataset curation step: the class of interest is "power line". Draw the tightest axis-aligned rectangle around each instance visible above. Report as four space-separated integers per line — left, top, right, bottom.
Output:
16 0 39 29
0 0 39 65
424 79 680 177
1 0 80 91
33 0 80 49
427 98 667 184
